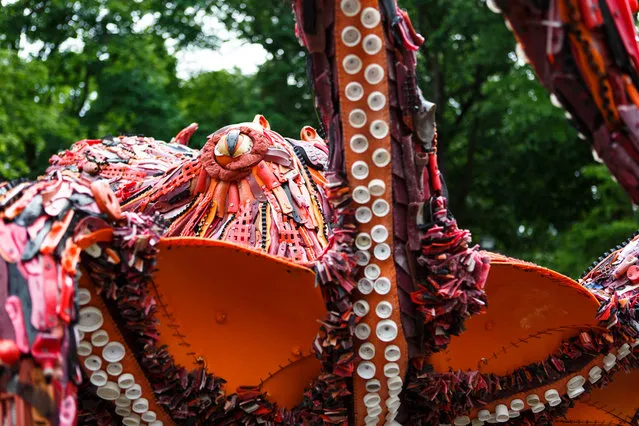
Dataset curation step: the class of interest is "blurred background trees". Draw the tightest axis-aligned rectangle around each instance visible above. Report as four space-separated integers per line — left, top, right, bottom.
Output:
0 0 636 276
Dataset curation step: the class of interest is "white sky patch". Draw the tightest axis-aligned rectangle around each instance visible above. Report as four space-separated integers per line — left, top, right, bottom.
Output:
133 12 158 33
176 41 267 78
59 36 85 54
173 13 267 79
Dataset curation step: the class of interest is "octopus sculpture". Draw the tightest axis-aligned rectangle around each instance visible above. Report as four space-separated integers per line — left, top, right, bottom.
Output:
1 0 639 425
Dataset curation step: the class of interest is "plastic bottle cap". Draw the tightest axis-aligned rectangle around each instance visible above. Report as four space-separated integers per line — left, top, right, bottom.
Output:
350 134 369 153
341 0 361 16
361 7 381 28
357 361 376 379
342 26 361 47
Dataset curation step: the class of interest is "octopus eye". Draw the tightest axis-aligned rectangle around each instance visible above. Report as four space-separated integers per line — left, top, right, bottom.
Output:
232 134 253 157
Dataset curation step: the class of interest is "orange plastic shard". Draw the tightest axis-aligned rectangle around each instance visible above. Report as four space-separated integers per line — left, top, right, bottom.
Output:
152 237 325 408
429 253 600 376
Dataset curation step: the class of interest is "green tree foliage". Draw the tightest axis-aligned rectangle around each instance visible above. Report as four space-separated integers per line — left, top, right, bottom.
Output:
0 0 217 174
0 48 78 179
0 0 636 277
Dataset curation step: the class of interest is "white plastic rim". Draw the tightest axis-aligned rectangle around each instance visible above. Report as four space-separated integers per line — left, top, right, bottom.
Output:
132 398 149 414
526 394 540 406
495 404 508 422
115 394 131 407
370 121 390 141
115 396 131 407
356 206 373 224
531 403 545 413
550 93 562 108
361 7 381 28
78 341 92 356
365 379 381 393
345 81 364 101
350 134 369 153
355 323 371 340
354 299 370 317
478 410 491 421
589 365 602 378
373 243 391 261
355 250 371 266
90 370 108 387
385 396 400 410
149 421 164 426
387 375 402 391
125 384 142 400
78 288 91 306
343 54 363 75
363 393 381 408
358 278 374 295
96 382 120 401
372 199 390 217
365 64 385 85
91 330 109 347
367 405 382 417
102 341 126 363
357 361 376 379
118 373 135 389
375 301 393 319
368 179 386 196
115 407 132 417
367 91 386 111
374 277 391 295
372 147 391 165
359 343 376 360
142 411 157 422
567 375 585 390
364 264 381 280
122 415 141 426
341 0 361 17
353 186 371 204
351 160 370 180
568 386 585 399
371 224 389 243
363 35 383 55
84 355 102 371
510 399 524 411
376 319 398 342
549 398 562 407
77 307 104 332
107 362 123 376
355 232 373 250
342 26 361 47
388 387 401 397
454 416 470 426
509 410 520 418
384 345 401 362
349 109 367 128
544 389 559 401
364 416 379 426
383 362 400 377
603 353 616 369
